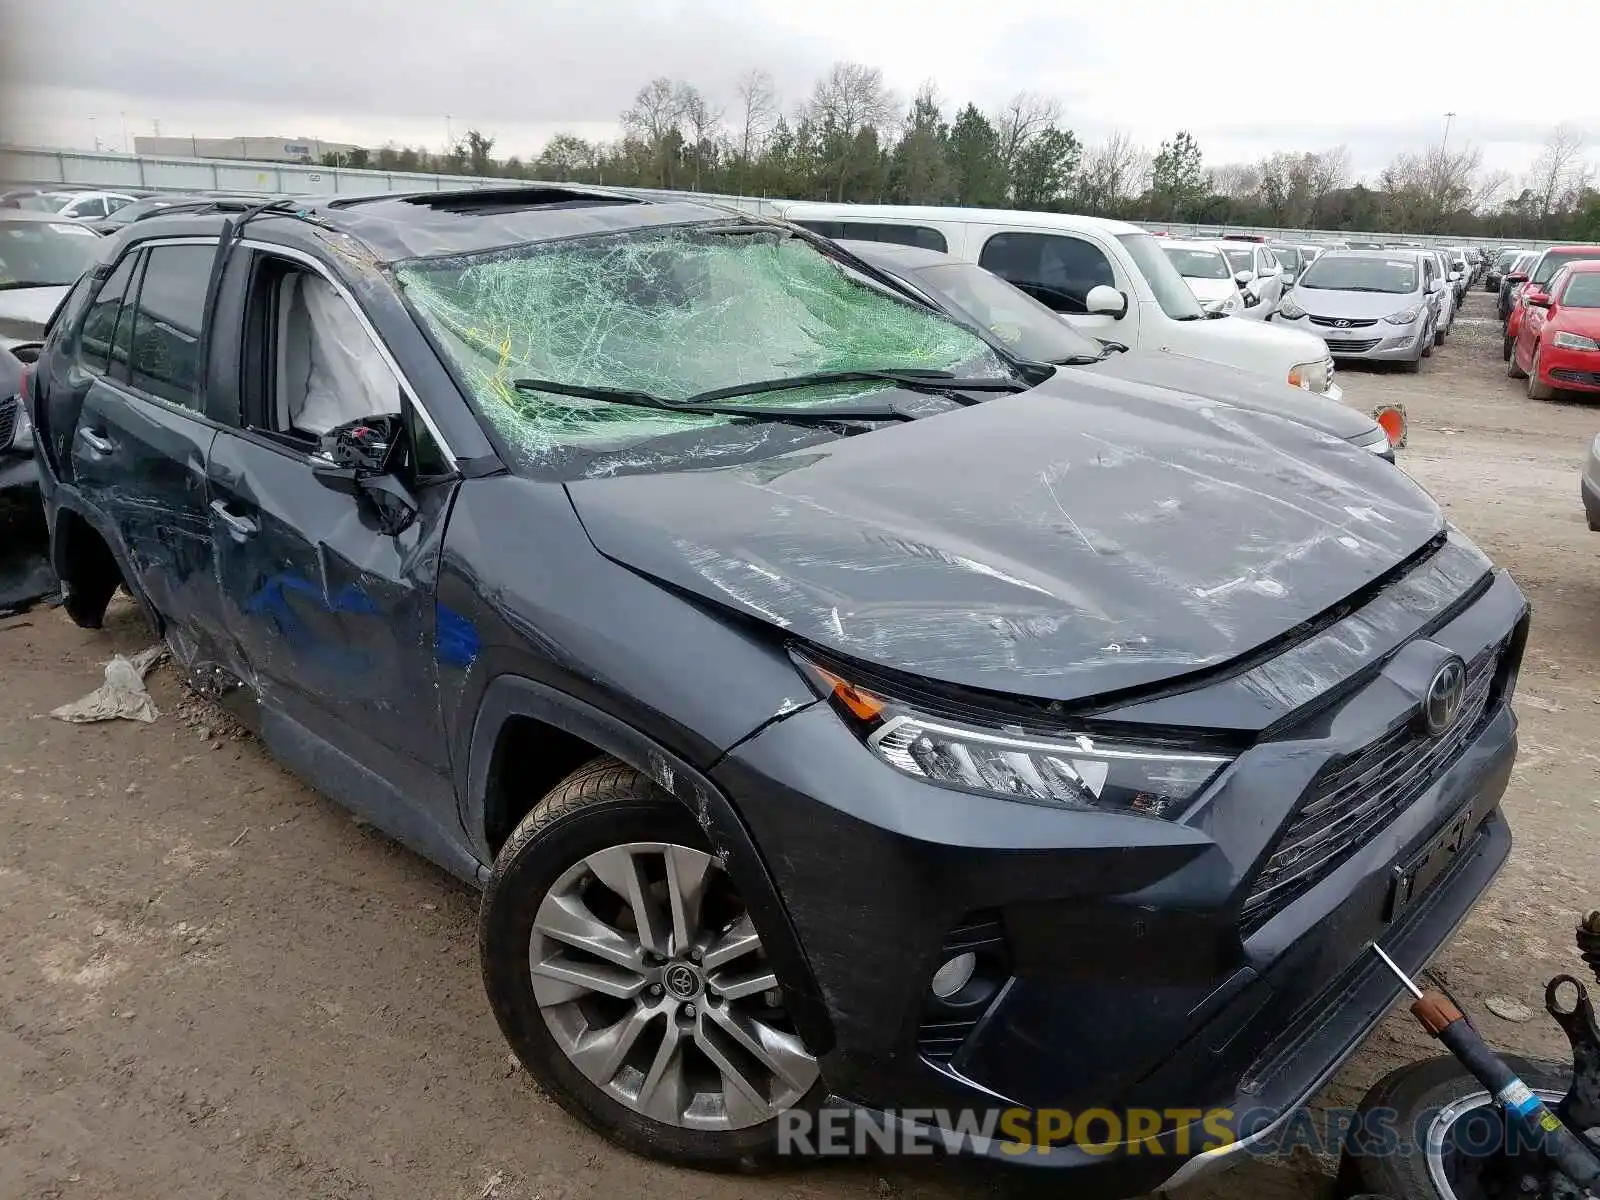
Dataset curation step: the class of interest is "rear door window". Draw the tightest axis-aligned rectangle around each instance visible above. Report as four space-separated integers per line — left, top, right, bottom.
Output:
125 244 214 410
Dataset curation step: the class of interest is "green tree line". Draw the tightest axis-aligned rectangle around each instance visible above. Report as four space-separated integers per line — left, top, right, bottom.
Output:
324 65 1600 241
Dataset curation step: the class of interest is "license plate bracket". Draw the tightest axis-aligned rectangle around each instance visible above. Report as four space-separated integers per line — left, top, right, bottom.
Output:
1386 804 1476 921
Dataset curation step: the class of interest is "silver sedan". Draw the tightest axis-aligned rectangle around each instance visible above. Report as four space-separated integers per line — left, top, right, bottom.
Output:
1270 250 1439 371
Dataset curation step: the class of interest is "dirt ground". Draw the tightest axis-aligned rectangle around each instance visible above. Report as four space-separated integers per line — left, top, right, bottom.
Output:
1 289 1596 1200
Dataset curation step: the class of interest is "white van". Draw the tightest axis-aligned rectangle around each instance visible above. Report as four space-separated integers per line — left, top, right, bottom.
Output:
771 202 1341 403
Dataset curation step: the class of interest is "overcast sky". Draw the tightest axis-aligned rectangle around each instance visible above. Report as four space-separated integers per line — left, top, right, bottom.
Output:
5 0 1597 183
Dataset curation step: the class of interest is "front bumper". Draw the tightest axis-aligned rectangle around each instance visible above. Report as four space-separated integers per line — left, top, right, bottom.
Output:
718 560 1526 1196
1540 347 1600 395
1274 318 1427 361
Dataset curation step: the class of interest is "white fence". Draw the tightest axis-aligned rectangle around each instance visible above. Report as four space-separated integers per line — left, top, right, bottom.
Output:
0 143 1547 252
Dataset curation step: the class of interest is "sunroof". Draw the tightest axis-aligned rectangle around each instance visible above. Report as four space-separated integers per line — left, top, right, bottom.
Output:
388 188 640 216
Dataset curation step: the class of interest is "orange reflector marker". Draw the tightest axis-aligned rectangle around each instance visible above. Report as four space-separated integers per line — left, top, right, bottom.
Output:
811 667 885 721
1374 404 1407 449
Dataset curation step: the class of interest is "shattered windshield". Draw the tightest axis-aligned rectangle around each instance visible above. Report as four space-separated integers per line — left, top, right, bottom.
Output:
399 224 1005 472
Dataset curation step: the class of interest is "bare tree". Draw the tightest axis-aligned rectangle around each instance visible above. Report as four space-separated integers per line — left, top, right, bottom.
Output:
622 78 688 187
675 83 723 191
1528 123 1588 219
1309 145 1351 199
733 68 778 187
1380 142 1485 229
806 62 897 200
992 91 1064 185
1076 130 1146 214
1208 161 1261 200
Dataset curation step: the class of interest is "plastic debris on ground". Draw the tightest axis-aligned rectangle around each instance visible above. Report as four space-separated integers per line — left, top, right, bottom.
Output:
49 645 168 724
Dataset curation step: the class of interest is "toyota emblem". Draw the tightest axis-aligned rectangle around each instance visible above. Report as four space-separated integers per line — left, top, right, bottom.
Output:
1422 658 1466 737
663 963 702 999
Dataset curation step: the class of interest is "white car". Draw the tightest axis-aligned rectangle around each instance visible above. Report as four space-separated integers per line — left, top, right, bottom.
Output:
1160 240 1257 318
1204 240 1287 312
774 203 1340 403
10 190 138 221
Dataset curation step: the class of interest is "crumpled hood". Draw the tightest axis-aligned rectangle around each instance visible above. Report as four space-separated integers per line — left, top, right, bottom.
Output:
0 285 67 349
568 376 1443 701
1078 350 1380 442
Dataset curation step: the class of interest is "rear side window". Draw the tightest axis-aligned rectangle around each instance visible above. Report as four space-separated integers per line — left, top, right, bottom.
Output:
126 244 213 409
795 220 947 253
77 252 141 375
978 231 1114 315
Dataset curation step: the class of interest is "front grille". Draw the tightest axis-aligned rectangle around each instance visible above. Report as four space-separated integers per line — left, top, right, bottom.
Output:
1325 338 1382 353
0 396 15 448
1240 645 1502 934
1551 368 1600 386
1309 316 1378 329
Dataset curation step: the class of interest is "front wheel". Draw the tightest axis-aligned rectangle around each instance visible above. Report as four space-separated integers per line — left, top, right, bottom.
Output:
1508 347 1527 380
1337 1055 1572 1200
479 758 823 1169
1527 347 1553 400
1435 326 1447 347
1502 334 1514 362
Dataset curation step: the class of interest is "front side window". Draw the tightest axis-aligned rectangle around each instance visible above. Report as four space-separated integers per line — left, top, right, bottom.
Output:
77 252 141 375
979 231 1115 315
910 261 1104 363
1220 246 1254 275
400 224 1001 470
268 265 402 438
126 244 213 409
69 197 108 220
1297 255 1419 294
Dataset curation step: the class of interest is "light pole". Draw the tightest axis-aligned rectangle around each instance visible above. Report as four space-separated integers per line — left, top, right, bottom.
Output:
1442 111 1456 153
120 111 130 153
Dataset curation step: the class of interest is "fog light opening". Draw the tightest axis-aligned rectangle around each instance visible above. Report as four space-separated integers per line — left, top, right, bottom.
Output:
930 952 978 1000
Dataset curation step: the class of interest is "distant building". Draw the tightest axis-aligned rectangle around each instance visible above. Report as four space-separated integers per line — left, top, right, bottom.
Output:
132 136 363 164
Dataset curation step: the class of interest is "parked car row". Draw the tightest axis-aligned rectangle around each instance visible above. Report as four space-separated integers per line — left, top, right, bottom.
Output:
14 183 1525 1195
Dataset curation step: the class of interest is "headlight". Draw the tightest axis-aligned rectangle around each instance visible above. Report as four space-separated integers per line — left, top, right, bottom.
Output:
1383 308 1419 325
794 653 1232 819
1276 297 1306 320
1553 331 1600 352
7 395 29 451
1204 295 1239 315
1288 357 1331 393
1351 424 1393 456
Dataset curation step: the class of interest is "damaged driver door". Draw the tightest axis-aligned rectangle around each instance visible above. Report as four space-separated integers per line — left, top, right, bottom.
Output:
203 250 463 859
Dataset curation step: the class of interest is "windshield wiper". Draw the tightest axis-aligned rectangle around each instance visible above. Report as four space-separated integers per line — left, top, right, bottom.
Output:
510 378 919 423
0 280 67 291
684 369 1028 406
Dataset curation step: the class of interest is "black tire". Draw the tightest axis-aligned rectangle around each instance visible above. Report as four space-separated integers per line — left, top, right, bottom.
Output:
1527 346 1553 400
1501 334 1514 361
1337 1054 1571 1200
1507 347 1526 380
1402 356 1422 373
1434 327 1447 347
479 757 825 1170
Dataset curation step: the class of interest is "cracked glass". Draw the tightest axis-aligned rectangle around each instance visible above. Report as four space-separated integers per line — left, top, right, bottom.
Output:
398 224 1003 467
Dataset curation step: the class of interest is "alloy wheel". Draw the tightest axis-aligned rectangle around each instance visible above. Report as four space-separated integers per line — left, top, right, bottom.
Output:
528 841 819 1130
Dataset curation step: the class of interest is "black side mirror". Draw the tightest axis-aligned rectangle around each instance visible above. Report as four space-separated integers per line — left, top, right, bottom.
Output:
311 413 418 536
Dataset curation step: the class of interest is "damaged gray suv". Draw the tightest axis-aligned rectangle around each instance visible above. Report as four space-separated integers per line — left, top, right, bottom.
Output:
26 188 1526 1196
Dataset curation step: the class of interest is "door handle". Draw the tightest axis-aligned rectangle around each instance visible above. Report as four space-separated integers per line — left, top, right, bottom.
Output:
78 428 115 455
209 499 259 541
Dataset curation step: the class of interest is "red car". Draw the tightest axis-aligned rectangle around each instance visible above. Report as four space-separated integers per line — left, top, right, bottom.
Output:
1504 243 1600 353
1508 260 1600 399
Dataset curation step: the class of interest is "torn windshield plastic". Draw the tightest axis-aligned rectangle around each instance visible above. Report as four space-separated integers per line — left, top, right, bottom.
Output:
398 224 1003 467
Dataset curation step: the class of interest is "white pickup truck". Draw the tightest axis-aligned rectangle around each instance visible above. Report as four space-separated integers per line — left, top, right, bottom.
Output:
772 202 1342 404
